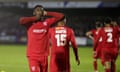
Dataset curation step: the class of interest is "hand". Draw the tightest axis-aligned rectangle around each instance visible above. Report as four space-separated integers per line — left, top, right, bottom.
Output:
43 11 47 16
76 57 80 65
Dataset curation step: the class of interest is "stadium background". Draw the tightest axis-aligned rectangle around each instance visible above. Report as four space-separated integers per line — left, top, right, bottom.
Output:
0 0 120 72
0 0 120 45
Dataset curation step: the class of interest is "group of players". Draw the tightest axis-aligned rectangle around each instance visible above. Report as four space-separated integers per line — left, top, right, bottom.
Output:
19 4 120 72
86 17 120 72
19 5 80 72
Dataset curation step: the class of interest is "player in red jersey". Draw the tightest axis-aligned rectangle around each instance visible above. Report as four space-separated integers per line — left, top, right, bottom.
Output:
111 18 119 58
111 18 120 72
95 17 120 72
49 18 80 72
19 5 64 72
86 21 103 72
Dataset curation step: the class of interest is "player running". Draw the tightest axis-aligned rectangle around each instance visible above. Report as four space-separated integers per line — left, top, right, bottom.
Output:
19 5 64 72
86 20 103 72
49 18 80 72
95 17 120 72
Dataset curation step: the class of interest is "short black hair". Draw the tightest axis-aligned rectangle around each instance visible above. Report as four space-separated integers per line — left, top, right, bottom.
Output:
96 23 102 27
95 18 102 23
33 5 44 10
104 17 112 24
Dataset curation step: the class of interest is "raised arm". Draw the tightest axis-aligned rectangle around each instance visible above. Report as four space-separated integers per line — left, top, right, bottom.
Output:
19 16 37 25
45 11 64 26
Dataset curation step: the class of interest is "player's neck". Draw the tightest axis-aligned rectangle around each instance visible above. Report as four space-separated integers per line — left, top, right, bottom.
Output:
104 26 111 29
57 24 65 27
97 27 101 30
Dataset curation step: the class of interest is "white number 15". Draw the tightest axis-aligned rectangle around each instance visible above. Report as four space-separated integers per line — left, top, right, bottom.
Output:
55 34 67 46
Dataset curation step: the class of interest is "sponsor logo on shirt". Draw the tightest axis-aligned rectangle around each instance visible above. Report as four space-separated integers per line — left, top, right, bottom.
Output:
31 66 35 71
43 22 47 26
105 29 113 32
56 30 66 33
96 31 98 35
33 29 47 33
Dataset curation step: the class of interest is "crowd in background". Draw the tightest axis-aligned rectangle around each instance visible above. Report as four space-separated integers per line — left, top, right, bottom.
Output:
0 7 120 43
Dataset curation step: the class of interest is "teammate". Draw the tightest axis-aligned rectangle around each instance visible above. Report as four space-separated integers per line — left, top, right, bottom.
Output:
111 18 120 72
19 5 64 72
86 20 103 72
95 17 120 72
49 18 80 72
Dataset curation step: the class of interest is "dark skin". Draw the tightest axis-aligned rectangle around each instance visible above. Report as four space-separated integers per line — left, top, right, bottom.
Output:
33 7 47 20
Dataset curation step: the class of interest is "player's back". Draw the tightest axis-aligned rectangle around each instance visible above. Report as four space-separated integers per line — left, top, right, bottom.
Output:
49 26 73 56
100 27 118 49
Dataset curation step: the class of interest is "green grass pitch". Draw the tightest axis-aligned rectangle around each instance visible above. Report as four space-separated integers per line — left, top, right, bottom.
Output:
0 45 120 72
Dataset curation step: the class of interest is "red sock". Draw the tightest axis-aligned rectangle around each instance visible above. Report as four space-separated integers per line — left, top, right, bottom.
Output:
111 61 116 72
113 63 116 72
94 61 98 71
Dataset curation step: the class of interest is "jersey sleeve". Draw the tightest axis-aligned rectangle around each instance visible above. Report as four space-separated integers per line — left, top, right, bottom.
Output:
94 29 102 51
70 29 79 60
117 26 120 34
90 29 95 36
90 30 94 33
46 12 64 26
19 16 36 25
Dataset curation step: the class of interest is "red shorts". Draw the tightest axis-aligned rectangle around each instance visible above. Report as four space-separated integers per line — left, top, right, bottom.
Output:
94 47 102 59
101 48 118 62
50 55 70 72
27 56 48 72
114 47 119 61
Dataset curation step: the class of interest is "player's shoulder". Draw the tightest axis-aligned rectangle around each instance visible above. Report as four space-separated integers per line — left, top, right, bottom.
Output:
67 27 75 34
113 26 120 30
100 27 104 30
98 28 104 33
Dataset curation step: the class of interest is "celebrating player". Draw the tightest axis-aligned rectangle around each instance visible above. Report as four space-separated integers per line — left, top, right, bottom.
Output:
19 5 64 72
95 17 120 72
49 18 80 72
86 20 103 72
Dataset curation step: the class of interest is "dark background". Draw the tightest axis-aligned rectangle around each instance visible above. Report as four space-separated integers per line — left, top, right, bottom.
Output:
0 4 120 44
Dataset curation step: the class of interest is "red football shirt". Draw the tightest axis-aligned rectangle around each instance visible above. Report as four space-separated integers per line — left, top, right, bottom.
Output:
114 26 120 51
90 29 102 51
49 26 78 59
95 27 120 49
19 12 64 57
